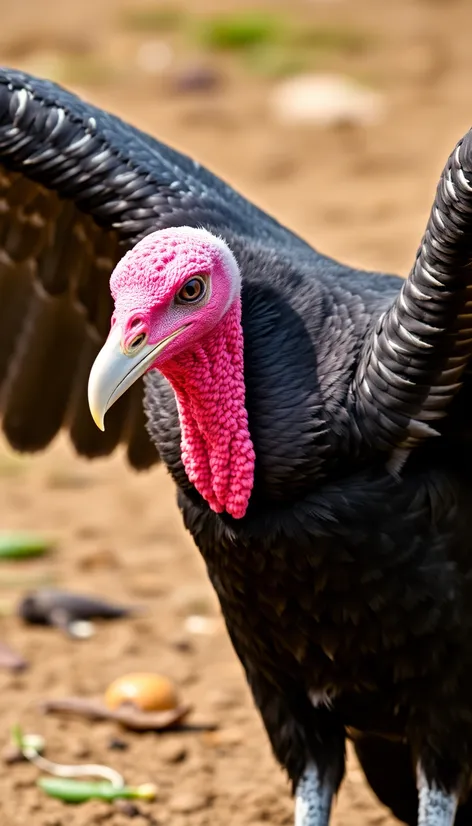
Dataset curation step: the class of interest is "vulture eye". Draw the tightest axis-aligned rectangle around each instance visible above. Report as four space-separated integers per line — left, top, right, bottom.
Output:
176 276 207 304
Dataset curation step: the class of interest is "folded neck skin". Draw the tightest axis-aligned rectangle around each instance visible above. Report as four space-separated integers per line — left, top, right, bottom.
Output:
161 298 255 517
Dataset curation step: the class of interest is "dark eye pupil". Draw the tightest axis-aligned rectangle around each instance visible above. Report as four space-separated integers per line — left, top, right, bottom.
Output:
179 278 204 302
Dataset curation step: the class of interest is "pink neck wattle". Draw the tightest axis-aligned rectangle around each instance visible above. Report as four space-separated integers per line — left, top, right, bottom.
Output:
160 300 255 519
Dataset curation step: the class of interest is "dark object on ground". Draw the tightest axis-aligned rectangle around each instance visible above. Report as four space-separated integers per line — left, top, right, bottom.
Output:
107 737 129 751
172 63 221 93
17 588 138 637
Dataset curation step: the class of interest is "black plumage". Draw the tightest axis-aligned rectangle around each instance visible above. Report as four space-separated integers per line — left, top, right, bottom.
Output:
2 67 472 824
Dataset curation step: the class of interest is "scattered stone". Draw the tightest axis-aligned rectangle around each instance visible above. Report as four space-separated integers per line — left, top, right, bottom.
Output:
71 738 91 760
127 572 165 598
207 688 239 711
107 736 129 751
172 63 221 94
229 705 249 724
0 641 28 672
184 615 220 636
201 726 243 748
168 790 208 814
259 150 297 182
107 816 148 826
2 743 24 764
179 670 199 687
171 583 218 617
75 525 101 540
46 470 92 490
114 800 141 818
270 73 385 127
159 739 187 764
77 548 120 571
136 40 173 76
170 633 194 654
68 619 95 639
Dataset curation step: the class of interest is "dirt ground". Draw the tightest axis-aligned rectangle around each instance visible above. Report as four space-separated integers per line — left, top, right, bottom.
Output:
0 0 471 823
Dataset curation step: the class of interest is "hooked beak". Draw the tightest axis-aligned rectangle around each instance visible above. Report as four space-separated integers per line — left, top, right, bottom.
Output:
88 323 187 430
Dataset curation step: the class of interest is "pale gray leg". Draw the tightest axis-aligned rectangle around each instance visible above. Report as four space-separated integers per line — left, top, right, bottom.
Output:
295 762 333 826
417 770 458 826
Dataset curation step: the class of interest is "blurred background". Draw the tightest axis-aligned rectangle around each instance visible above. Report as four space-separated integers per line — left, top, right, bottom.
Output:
0 0 468 824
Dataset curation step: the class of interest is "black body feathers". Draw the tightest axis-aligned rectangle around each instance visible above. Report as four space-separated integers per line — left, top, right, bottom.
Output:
2 67 472 821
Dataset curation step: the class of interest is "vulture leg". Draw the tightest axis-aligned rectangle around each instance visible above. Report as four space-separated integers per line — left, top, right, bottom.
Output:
294 762 333 826
232 671 343 823
240 668 343 826
417 773 458 826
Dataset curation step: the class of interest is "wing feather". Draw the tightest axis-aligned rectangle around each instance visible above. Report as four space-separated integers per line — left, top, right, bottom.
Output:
352 129 472 455
0 66 317 466
2 288 85 450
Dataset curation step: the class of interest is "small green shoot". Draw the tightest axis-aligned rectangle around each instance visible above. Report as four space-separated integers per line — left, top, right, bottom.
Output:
38 778 157 804
12 725 157 805
0 532 52 559
11 724 45 756
197 12 282 51
11 723 24 751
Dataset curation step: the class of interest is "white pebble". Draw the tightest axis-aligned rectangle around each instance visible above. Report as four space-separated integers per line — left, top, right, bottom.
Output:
68 619 95 639
136 40 173 75
184 615 220 636
270 73 385 127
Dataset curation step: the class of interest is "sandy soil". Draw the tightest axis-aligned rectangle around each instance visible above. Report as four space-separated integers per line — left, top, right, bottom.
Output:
0 0 471 823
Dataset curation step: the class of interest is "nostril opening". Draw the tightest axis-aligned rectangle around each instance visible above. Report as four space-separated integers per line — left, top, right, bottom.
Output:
129 333 146 350
124 317 148 353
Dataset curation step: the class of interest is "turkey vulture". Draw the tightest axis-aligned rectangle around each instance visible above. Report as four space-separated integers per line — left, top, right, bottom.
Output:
1 66 472 826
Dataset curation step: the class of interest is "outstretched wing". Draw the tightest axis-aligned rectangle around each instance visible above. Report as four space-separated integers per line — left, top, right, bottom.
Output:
0 67 315 467
351 127 472 459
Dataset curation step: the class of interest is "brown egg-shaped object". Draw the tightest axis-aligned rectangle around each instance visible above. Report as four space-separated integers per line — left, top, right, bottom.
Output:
105 672 179 713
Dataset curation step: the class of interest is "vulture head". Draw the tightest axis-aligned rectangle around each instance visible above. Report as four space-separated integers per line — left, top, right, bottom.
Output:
88 226 255 520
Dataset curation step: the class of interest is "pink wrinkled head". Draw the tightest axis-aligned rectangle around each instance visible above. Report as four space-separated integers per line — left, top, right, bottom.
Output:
109 226 255 519
110 227 241 366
